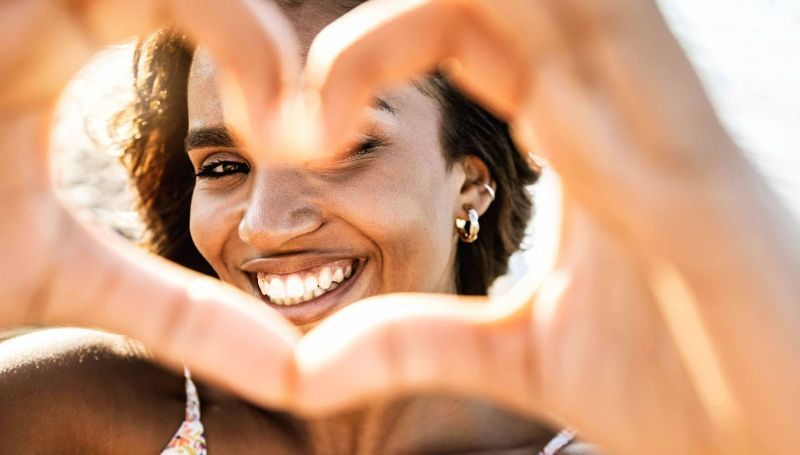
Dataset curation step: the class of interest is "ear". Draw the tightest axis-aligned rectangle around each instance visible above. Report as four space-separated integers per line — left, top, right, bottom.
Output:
454 156 496 219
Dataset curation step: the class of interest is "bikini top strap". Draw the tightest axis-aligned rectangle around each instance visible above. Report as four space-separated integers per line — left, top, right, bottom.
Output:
160 367 208 454
539 428 577 455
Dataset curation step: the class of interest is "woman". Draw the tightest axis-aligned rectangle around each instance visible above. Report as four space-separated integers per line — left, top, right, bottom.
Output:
119 2 578 450
9 0 588 451
3 1 574 452
1 0 799 453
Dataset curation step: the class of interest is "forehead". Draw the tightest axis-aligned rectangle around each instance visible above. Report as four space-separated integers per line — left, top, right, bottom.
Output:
277 0 362 57
187 0 441 135
187 0 363 129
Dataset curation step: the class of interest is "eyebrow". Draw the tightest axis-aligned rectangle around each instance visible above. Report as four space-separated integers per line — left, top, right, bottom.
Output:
374 97 398 115
185 126 235 151
184 98 397 151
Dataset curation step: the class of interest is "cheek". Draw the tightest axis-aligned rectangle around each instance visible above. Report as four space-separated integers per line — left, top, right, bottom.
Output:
189 189 241 274
330 152 460 293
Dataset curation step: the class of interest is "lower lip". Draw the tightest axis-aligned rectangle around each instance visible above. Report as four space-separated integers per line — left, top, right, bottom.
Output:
255 261 364 326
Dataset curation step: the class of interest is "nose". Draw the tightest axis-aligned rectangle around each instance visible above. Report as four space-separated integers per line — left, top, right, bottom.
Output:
238 168 323 249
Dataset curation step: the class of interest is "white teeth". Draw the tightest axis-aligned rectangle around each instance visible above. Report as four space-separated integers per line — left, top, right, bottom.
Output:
257 274 270 295
319 267 333 290
269 278 285 300
304 275 318 293
286 275 304 299
332 267 344 283
255 260 357 306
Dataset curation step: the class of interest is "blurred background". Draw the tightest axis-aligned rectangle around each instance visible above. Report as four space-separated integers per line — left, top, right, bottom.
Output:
52 0 800 292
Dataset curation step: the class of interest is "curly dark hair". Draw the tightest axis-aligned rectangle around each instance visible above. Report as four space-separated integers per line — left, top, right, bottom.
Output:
118 28 540 295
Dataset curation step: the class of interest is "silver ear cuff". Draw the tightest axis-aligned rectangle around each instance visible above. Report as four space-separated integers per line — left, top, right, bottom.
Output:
483 183 496 201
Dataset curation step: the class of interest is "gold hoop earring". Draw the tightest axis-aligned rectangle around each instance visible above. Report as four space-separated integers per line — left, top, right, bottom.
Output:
455 207 480 243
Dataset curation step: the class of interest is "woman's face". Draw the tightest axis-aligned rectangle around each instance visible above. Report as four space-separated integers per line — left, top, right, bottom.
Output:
186 0 479 329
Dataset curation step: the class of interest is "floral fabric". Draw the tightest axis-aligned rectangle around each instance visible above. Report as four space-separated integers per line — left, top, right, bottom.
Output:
158 368 574 454
540 428 577 455
161 367 207 455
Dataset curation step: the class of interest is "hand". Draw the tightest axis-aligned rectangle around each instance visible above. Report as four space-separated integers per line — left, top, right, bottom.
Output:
0 0 307 407
3 1 799 453
294 0 800 452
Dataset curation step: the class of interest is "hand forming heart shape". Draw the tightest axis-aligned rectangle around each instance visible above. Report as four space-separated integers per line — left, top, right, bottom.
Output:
1 1 798 453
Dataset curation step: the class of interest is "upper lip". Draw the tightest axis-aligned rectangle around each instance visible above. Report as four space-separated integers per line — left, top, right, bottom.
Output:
240 253 360 276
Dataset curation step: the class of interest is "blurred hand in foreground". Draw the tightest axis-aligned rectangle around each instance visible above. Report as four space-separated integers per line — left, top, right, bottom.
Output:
0 0 306 410
295 0 800 453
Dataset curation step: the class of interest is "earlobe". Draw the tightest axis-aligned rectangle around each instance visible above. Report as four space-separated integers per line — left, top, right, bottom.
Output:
453 156 495 243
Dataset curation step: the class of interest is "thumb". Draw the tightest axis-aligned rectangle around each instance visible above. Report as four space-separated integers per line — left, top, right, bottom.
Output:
32 209 302 409
293 291 544 417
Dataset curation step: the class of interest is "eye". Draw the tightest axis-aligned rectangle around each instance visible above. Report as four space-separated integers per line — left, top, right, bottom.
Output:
346 135 385 160
194 160 250 179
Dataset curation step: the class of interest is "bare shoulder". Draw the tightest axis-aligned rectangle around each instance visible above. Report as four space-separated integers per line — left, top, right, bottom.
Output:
0 327 155 373
0 328 309 454
0 328 186 453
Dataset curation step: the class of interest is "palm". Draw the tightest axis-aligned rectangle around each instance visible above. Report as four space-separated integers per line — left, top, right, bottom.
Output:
293 195 713 452
295 3 744 448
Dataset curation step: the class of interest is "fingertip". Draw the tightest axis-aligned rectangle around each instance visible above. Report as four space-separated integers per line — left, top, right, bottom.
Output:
256 91 327 163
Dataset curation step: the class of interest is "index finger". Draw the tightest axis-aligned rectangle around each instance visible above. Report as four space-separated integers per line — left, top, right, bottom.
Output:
75 0 299 151
303 0 560 155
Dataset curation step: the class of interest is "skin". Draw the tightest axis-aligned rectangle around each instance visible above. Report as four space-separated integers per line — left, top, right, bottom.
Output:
0 328 308 454
1 0 799 453
188 1 576 451
185 0 499 330
0 2 586 453
187 57 481 328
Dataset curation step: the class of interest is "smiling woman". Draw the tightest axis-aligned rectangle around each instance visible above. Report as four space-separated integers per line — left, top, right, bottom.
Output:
115 2 565 448
3 0 799 452
81 0 567 451
122 31 539 319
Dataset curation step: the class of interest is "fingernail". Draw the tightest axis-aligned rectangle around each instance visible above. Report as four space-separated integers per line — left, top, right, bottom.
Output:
271 91 324 163
439 57 464 80
323 98 364 159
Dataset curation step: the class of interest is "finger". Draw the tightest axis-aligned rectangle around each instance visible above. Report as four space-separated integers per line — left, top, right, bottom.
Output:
9 0 298 148
293 292 544 418
0 0 96 112
81 0 300 150
304 0 562 154
173 0 300 148
29 209 302 409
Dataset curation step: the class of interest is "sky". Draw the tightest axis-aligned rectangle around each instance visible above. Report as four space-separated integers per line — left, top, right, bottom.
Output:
660 0 800 211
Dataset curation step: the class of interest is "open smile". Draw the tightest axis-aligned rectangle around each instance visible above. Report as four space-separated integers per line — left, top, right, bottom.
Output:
243 258 364 326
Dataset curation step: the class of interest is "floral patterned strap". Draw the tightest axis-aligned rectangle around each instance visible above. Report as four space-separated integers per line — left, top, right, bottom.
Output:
539 428 577 455
161 367 208 455
157 367 573 455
